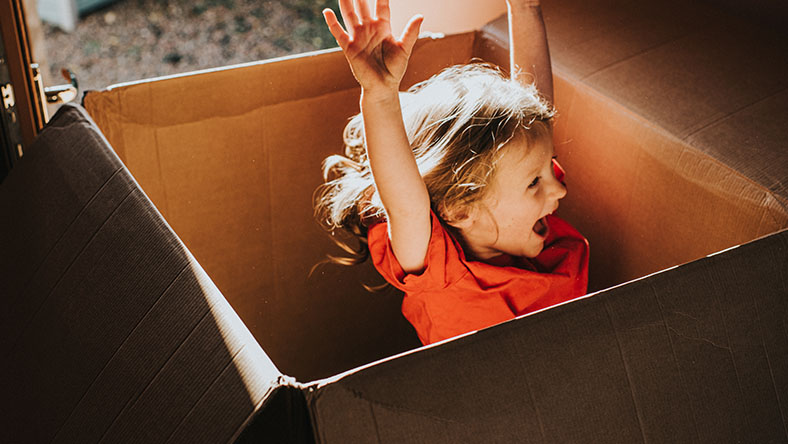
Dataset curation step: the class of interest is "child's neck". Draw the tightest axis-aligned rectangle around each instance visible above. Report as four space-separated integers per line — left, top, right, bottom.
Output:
484 253 514 267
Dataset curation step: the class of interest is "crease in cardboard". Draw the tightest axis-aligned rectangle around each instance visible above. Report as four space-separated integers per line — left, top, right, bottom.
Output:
768 238 788 439
367 400 383 444
50 260 193 442
512 332 548 444
84 90 126 160
650 282 703 441
152 126 170 217
665 326 732 352
706 266 749 426
16 164 124 304
110 107 263 221
749 270 788 437
9 186 136 356
100 290 256 442
580 30 698 83
603 299 649 444
650 226 788 437
261 113 279 323
768 250 788 439
94 306 210 442
163 343 249 443
682 84 788 140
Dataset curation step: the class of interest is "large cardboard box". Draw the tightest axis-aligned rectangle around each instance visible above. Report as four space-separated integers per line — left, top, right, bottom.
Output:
2 0 787 441
82 7 788 383
2 104 786 443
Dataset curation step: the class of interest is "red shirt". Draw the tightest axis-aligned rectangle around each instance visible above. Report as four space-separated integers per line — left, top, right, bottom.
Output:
368 211 589 345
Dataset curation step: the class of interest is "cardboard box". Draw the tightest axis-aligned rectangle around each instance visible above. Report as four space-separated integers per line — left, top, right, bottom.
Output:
82 4 788 383
2 0 787 441
2 105 786 443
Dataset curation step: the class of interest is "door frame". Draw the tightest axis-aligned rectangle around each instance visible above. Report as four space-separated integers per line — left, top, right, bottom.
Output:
0 0 44 148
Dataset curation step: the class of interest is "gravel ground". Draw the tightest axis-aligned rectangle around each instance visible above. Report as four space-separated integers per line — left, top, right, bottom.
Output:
43 0 340 93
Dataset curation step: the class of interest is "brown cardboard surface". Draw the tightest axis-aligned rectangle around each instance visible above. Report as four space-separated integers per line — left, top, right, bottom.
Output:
307 229 788 443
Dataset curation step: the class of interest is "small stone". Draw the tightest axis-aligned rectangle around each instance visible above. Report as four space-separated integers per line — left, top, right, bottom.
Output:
163 52 183 65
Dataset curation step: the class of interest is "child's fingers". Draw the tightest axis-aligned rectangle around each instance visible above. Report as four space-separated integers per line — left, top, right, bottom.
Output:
323 9 351 49
399 14 424 55
338 0 359 31
375 0 390 21
355 0 373 21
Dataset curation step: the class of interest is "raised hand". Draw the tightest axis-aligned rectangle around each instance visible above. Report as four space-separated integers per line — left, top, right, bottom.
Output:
506 0 553 103
323 0 423 95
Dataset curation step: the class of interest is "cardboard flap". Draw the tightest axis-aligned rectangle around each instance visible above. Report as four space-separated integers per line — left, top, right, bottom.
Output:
306 229 788 443
0 104 281 444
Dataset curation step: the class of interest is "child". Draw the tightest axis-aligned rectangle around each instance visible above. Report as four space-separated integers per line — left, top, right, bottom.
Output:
315 0 588 345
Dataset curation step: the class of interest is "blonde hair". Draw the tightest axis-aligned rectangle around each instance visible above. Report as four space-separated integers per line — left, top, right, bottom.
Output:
313 63 555 275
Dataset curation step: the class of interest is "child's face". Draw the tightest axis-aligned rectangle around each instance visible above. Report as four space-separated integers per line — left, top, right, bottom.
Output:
456 133 566 260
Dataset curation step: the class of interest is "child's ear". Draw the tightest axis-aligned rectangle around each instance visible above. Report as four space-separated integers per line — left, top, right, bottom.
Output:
439 203 476 230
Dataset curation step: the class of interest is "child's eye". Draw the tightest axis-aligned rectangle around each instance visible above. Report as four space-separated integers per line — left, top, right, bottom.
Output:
528 176 540 189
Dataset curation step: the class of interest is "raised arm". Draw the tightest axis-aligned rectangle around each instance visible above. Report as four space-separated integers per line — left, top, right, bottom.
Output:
507 0 553 104
324 0 430 273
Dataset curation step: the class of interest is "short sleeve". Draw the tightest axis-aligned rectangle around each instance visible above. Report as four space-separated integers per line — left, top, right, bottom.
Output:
367 210 468 293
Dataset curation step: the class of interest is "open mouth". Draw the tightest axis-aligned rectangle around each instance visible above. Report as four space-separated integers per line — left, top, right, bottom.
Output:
532 216 549 238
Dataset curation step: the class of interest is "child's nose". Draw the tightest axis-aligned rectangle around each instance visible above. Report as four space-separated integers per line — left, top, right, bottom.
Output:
547 175 567 200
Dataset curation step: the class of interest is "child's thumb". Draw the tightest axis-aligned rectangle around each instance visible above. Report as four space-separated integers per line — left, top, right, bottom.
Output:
399 14 424 54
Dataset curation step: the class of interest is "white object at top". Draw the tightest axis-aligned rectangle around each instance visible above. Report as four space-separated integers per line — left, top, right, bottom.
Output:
390 0 507 35
37 0 77 32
